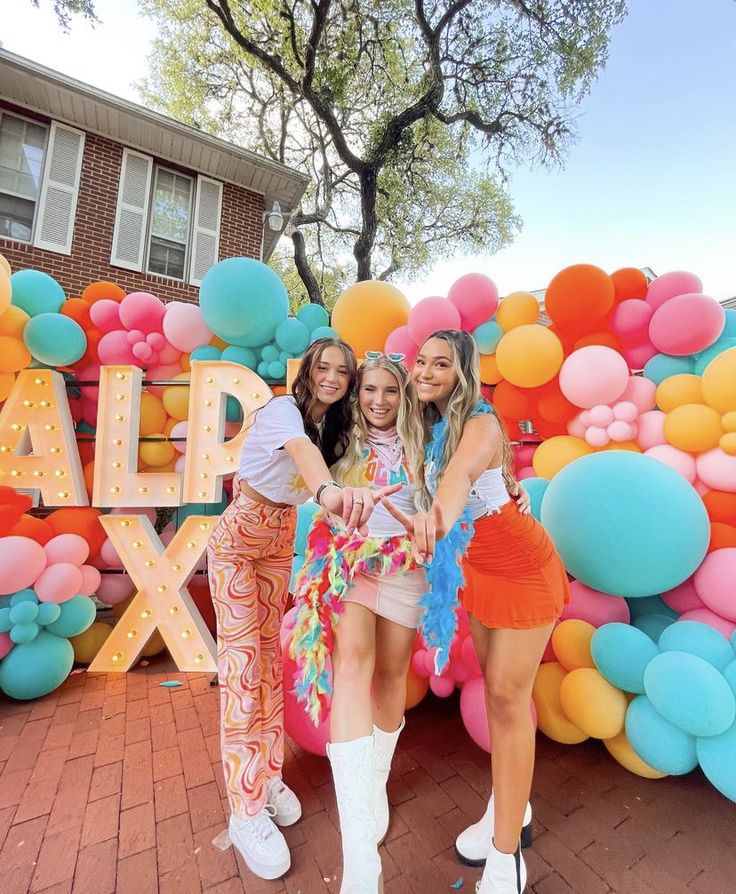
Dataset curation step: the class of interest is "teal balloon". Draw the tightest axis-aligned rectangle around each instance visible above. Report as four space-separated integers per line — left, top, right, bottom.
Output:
177 496 228 523
191 345 222 362
10 589 37 606
257 360 270 378
23 313 87 366
0 631 74 700
697 719 736 802
473 321 504 354
9 601 39 625
199 258 288 347
261 344 279 363
267 360 286 381
10 270 65 317
226 395 243 422
290 555 306 593
295 502 320 556
540 452 710 597
626 594 679 621
279 351 291 362
275 318 310 354
0 607 10 632
591 622 659 693
37 602 61 626
45 595 96 638
692 337 736 375
519 477 548 522
310 325 338 342
297 303 329 332
625 694 698 774
633 613 676 642
10 622 39 644
658 620 735 672
644 651 735 737
77 421 96 435
723 309 736 338
643 353 695 385
222 346 258 369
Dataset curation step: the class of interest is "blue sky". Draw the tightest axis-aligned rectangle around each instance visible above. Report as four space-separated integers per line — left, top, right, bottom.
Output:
3 0 735 300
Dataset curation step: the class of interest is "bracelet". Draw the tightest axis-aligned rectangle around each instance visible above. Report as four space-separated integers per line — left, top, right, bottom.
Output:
315 480 342 507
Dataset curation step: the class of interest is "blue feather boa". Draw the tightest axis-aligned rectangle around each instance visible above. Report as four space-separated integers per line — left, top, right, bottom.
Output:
418 400 493 673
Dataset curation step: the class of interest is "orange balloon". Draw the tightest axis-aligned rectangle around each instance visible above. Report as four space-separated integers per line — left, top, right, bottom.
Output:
189 578 216 634
533 379 579 424
702 491 736 525
532 417 571 440
331 281 410 358
574 332 621 351
77 436 95 467
45 507 106 558
597 440 642 453
8 514 54 545
83 460 95 498
492 380 534 421
271 384 287 396
61 298 92 329
75 327 102 367
709 522 736 552
611 267 648 302
82 281 125 304
545 265 615 329
479 353 503 385
0 305 30 339
405 664 430 710
0 336 31 373
0 371 15 402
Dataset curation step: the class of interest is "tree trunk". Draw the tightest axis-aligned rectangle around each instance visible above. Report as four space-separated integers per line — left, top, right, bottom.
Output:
291 229 325 306
354 166 378 281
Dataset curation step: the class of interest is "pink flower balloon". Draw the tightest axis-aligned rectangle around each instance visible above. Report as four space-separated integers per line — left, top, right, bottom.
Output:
157 343 182 365
408 297 462 346
0 536 48 595
147 332 167 350
98 330 136 365
646 271 703 311
126 329 145 345
132 341 154 362
607 420 633 442
163 302 214 352
34 562 84 604
119 291 166 333
589 405 615 427
44 533 89 567
649 293 725 356
585 426 609 448
567 415 587 438
612 401 638 423
559 346 630 409
447 273 500 331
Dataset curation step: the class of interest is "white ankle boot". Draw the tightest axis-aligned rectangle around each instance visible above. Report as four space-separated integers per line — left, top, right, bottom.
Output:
373 718 404 843
456 794 532 866
476 840 527 893
327 735 384 894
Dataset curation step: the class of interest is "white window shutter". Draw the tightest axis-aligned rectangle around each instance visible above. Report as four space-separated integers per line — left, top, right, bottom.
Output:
33 122 85 254
189 176 223 286
110 149 153 271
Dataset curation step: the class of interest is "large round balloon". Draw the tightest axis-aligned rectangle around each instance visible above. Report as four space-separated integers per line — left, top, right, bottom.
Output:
0 631 74 700
23 313 87 366
648 293 725 356
495 325 563 388
10 270 65 317
447 274 499 330
496 291 540 330
332 281 410 358
199 258 289 347
541 452 710 597
544 265 615 329
559 346 629 409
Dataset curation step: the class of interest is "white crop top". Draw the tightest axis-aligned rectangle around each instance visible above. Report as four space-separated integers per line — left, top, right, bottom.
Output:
238 396 313 505
348 444 417 539
465 467 510 521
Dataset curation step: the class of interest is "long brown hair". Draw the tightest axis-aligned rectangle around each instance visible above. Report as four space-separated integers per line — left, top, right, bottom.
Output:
414 329 518 507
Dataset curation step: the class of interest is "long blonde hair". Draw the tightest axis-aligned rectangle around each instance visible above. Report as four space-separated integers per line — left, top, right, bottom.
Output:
414 329 518 507
332 356 425 490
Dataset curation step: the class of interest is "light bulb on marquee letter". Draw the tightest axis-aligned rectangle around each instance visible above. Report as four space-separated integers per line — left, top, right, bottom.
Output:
88 514 216 673
92 366 181 507
0 370 87 505
183 361 271 503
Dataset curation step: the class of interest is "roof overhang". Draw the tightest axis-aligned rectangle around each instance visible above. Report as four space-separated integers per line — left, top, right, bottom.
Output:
0 48 309 260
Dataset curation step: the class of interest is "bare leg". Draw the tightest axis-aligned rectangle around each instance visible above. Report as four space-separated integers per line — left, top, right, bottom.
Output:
372 616 417 733
330 602 376 743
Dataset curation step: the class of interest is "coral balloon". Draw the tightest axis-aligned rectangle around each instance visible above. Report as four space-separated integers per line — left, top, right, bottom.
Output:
649 293 725 356
61 297 92 329
491 380 534 421
332 281 410 358
447 273 499 330
495 325 563 388
0 537 48 594
34 563 84 604
559 346 629 409
544 265 615 329
44 533 89 566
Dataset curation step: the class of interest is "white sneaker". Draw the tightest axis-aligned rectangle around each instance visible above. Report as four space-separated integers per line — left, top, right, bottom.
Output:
229 807 291 880
266 776 302 827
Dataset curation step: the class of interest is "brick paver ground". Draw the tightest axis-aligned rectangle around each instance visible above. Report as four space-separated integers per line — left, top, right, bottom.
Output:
1 657 733 894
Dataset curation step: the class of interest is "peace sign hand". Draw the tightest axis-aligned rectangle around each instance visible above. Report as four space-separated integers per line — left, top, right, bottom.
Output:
381 499 447 563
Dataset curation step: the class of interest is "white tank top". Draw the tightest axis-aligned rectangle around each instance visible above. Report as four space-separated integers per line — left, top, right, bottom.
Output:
465 467 510 521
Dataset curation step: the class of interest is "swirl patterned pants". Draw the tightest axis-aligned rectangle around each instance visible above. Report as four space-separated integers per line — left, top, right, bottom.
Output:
207 493 297 818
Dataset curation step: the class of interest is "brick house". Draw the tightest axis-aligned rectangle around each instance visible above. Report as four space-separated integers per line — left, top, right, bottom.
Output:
0 48 309 303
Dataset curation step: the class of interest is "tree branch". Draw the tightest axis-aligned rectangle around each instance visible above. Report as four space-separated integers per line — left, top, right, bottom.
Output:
291 229 324 305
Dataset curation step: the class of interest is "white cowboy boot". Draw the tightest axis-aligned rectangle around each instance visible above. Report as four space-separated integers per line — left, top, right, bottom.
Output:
373 717 405 843
476 839 527 893
327 735 384 894
456 794 532 865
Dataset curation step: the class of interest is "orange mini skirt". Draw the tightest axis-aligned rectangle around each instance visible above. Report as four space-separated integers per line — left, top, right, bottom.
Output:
460 501 571 630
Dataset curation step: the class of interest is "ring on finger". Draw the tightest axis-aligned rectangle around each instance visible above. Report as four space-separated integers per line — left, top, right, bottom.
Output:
354 498 364 504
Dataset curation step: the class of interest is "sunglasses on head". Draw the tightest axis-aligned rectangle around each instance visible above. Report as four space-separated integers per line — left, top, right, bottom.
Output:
364 350 406 362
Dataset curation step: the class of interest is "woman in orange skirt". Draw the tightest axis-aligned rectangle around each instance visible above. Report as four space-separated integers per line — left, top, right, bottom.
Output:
387 329 570 894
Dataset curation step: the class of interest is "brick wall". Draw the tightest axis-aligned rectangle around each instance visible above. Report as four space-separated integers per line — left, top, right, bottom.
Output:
0 107 264 304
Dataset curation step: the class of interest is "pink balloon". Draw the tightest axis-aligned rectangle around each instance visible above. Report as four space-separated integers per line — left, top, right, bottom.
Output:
109 507 158 524
119 291 166 333
384 324 418 367
175 455 187 474
460 635 482 678
447 273 500 331
619 376 656 413
0 537 48 595
99 538 123 569
35 562 84 604
78 565 102 596
678 609 736 639
612 401 638 423
98 330 136 365
460 676 537 754
160 523 176 546
559 346 630 409
68 396 83 423
127 329 145 345
693 548 736 621
44 533 89 567
636 410 667 450
611 299 653 339
649 293 725 356
694 479 709 496
588 405 615 427
622 339 658 371
514 445 537 466
607 420 633 442
157 343 182 365
585 426 609 448
81 397 98 428
644 444 697 483
423 647 438 676
78 364 100 401
132 341 154 362
517 465 535 480
408 297 462 346
646 271 703 311
567 415 587 438
147 332 167 350
163 302 214 352
562 580 630 626
95 573 135 605
411 649 428 676
169 421 189 453
452 659 471 684
0 632 13 660
429 674 455 698
660 577 704 614
282 636 331 755
696 449 736 493
89 299 122 333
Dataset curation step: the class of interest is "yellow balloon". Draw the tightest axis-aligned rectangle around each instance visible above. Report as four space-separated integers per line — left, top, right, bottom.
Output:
0 336 31 373
496 292 540 330
551 620 596 671
559 667 627 740
161 372 191 421
722 411 736 433
479 353 503 385
720 432 736 456
332 281 410 358
532 662 589 744
139 391 168 436
180 353 191 372
603 730 667 779
702 346 736 413
496 325 563 388
210 334 229 350
138 434 176 468
70 621 111 664
0 267 10 316
0 305 30 339
664 403 723 454
596 440 642 453
655 374 703 412
0 254 10 276
0 371 16 402
532 435 592 479
141 630 167 657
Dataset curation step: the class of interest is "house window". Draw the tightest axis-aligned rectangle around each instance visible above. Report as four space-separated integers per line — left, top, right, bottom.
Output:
0 113 48 242
146 166 193 280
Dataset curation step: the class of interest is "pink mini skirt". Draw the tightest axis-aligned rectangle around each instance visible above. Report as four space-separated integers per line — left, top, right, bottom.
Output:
342 568 427 629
